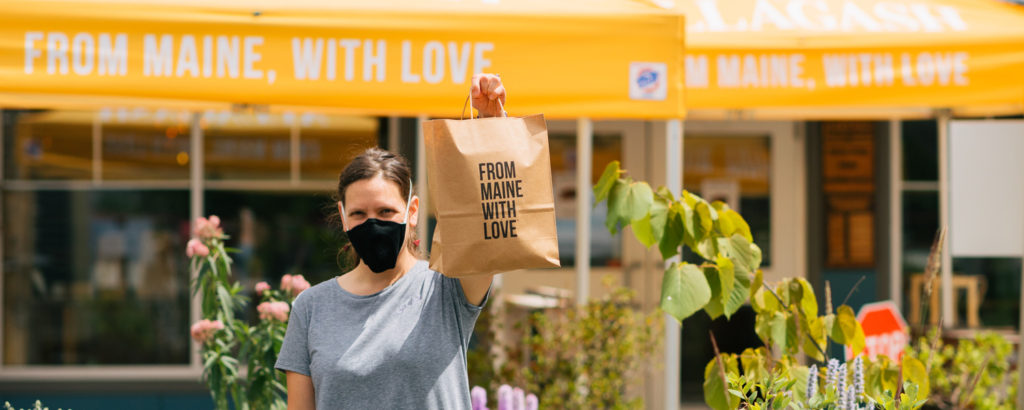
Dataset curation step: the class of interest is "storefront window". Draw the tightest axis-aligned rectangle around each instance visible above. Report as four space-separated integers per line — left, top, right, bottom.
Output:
203 112 292 180
3 190 191 365
899 120 1018 331
548 132 622 267
299 116 379 181
902 120 938 182
101 108 191 180
683 135 772 267
1 108 380 369
203 190 351 292
5 111 94 180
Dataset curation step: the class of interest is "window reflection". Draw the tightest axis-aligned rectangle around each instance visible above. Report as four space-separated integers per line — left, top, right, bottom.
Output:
3 190 190 365
548 132 622 267
6 111 94 180
101 108 191 180
299 116 379 180
204 191 353 293
684 136 772 266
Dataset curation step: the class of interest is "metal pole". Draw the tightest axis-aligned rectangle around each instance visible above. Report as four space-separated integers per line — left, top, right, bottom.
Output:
664 119 683 410
416 115 428 251
890 119 903 308
575 118 593 306
388 116 400 151
189 112 204 370
1018 175 1024 409
938 113 953 327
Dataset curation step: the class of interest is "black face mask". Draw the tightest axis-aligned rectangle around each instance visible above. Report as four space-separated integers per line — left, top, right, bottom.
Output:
345 218 406 273
341 183 412 273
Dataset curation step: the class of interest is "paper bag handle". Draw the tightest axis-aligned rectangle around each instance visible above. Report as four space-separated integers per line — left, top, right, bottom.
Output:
461 92 507 120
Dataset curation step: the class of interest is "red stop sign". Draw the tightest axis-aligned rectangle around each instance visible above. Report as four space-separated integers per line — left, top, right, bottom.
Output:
846 301 909 362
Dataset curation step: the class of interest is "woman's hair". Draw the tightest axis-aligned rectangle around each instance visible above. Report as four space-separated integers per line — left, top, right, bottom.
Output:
334 147 420 266
337 147 412 206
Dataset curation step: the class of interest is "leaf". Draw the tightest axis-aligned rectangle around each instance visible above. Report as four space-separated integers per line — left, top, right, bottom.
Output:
605 179 630 234
739 347 770 382
703 355 740 410
631 213 656 247
624 181 654 222
593 161 621 203
802 316 827 362
703 267 725 320
749 269 764 299
711 201 737 237
790 365 811 404
719 234 761 274
722 266 751 320
751 285 779 315
769 311 789 353
655 186 675 202
901 356 931 400
714 255 736 296
693 200 715 243
605 179 654 234
649 194 670 242
657 203 686 259
831 305 865 357
795 278 819 319
721 209 753 242
661 262 713 323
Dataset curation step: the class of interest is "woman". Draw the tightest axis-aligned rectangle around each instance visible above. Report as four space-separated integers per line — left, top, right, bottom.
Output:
274 74 507 409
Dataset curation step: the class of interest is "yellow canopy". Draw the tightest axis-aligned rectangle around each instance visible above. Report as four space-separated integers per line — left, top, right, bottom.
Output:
679 0 1024 118
0 0 685 119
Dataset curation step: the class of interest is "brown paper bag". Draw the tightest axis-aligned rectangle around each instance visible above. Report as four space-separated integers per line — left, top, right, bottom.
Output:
425 114 560 277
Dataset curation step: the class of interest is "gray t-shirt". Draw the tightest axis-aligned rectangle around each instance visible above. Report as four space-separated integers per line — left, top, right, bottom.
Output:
275 260 486 409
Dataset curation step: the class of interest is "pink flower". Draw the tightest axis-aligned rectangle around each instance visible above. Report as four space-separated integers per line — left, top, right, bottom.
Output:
257 301 290 321
279 274 311 297
190 319 224 343
290 275 311 296
255 281 271 294
186 239 209 258
194 215 224 240
280 274 294 293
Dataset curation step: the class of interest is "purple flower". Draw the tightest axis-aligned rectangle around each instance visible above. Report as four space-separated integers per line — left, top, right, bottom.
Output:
525 394 538 410
853 356 865 400
497 384 513 410
826 358 840 391
512 387 525 410
471 386 488 410
806 364 818 402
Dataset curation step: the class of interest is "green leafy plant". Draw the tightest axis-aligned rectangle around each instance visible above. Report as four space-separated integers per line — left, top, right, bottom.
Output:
908 329 1018 409
188 215 308 410
479 281 663 409
593 161 928 410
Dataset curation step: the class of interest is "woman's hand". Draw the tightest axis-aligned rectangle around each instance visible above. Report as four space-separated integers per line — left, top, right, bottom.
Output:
471 73 507 118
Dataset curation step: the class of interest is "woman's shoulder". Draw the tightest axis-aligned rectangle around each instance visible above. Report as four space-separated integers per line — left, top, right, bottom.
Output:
292 277 339 305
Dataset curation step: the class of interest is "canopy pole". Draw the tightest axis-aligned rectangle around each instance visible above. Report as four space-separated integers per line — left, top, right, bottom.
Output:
387 116 399 151
1019 196 1024 409
664 119 683 410
938 112 953 328
416 115 428 252
576 118 593 306
889 119 903 308
189 112 204 371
